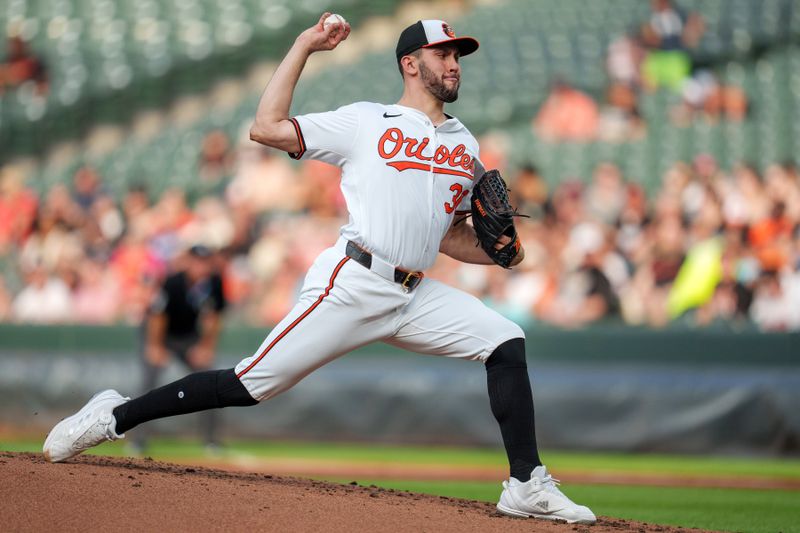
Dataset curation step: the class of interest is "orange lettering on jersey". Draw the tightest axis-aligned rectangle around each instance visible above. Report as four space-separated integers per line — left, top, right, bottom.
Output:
447 144 462 166
403 137 418 157
444 182 469 213
378 128 403 159
414 137 432 161
377 128 474 180
433 145 449 165
449 144 474 170
386 162 474 180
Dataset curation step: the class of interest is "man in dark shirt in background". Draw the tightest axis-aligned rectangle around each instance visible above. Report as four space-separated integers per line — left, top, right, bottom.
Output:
135 244 227 453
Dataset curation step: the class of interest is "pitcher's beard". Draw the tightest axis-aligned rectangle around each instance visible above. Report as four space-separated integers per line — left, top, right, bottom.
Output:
419 61 459 103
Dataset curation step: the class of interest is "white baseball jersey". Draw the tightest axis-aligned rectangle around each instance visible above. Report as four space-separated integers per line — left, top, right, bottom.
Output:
288 102 482 272
235 101 522 402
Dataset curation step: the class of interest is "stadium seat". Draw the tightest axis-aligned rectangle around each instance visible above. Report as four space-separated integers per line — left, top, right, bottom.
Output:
13 0 800 197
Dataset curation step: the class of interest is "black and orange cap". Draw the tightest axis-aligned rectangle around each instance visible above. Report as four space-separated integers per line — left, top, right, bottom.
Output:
395 20 479 61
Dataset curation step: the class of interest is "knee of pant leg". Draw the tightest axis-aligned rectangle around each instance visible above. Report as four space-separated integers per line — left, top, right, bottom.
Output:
249 377 302 403
485 337 527 371
238 364 313 402
216 368 259 406
490 319 524 348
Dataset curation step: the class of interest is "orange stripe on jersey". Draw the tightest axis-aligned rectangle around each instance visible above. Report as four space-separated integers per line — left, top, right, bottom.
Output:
236 256 350 379
386 161 474 180
288 117 306 160
432 166 475 180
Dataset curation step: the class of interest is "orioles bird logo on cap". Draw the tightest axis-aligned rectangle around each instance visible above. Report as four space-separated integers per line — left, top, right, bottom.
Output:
442 23 455 38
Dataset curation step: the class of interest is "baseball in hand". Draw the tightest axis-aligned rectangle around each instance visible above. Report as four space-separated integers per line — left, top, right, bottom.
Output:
323 14 347 30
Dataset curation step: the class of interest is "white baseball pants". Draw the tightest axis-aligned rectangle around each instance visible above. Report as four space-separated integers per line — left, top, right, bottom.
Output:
235 238 524 401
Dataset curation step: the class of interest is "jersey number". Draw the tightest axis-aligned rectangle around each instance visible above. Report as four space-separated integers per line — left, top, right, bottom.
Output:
444 183 468 214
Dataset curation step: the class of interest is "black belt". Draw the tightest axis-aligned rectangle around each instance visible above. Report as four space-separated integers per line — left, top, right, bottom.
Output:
345 241 424 292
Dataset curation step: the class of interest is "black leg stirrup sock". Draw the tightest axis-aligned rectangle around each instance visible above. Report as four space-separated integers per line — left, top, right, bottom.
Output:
485 338 542 482
112 368 258 435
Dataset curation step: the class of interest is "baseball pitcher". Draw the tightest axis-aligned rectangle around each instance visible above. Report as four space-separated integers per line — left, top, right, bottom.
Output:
44 14 595 524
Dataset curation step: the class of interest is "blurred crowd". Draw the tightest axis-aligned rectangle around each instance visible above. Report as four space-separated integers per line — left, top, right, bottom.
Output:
498 157 800 332
0 35 47 95
0 141 345 327
534 0 747 144
1 134 799 332
0 0 796 332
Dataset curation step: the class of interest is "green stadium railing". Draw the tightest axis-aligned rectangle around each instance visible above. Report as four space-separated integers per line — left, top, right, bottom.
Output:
0 323 797 366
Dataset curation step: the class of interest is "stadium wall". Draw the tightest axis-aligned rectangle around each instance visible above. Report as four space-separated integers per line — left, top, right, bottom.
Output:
2 325 797 455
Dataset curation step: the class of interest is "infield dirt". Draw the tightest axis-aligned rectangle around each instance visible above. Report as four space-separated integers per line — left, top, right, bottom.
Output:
1 451 710 532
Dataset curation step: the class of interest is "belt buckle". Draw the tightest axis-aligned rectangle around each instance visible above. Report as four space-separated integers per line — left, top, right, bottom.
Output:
401 272 421 292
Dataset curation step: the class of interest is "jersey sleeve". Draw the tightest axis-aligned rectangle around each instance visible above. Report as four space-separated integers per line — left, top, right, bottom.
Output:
287 103 361 166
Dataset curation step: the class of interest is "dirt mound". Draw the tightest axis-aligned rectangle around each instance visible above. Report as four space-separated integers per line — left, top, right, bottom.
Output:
0 452 704 532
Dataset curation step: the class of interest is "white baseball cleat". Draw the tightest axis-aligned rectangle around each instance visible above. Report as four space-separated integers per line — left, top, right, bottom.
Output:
43 389 130 463
496 465 597 524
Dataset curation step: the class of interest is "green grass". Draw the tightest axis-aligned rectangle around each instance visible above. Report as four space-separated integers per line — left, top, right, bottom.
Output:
4 437 799 533
333 479 800 533
5 437 799 480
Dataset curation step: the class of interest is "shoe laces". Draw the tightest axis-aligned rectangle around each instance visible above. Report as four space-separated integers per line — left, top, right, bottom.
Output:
539 473 563 494
504 471 563 494
530 470 569 500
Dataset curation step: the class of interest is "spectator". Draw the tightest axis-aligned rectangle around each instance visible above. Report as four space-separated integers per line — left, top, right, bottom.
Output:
749 201 793 271
0 167 38 253
476 133 509 174
179 196 235 251
783 161 799 190
749 269 800 331
696 227 753 326
606 33 645 89
198 129 235 193
642 213 686 327
12 264 72 323
615 182 649 261
542 222 619 326
764 163 800 222
149 187 193 262
71 166 104 213
641 0 704 91
1 151 798 332
226 146 304 213
300 159 347 218
42 183 84 229
18 211 83 272
598 82 647 142
673 70 749 125
72 256 120 324
122 184 151 224
533 80 599 142
110 218 165 307
91 194 125 247
585 163 626 225
510 165 549 219
0 36 47 94
500 231 553 324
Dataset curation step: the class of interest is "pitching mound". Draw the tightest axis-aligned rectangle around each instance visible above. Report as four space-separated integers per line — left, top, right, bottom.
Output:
1 452 701 532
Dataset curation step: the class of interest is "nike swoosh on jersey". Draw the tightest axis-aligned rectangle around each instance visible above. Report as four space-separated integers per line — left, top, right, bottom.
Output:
382 112 402 118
